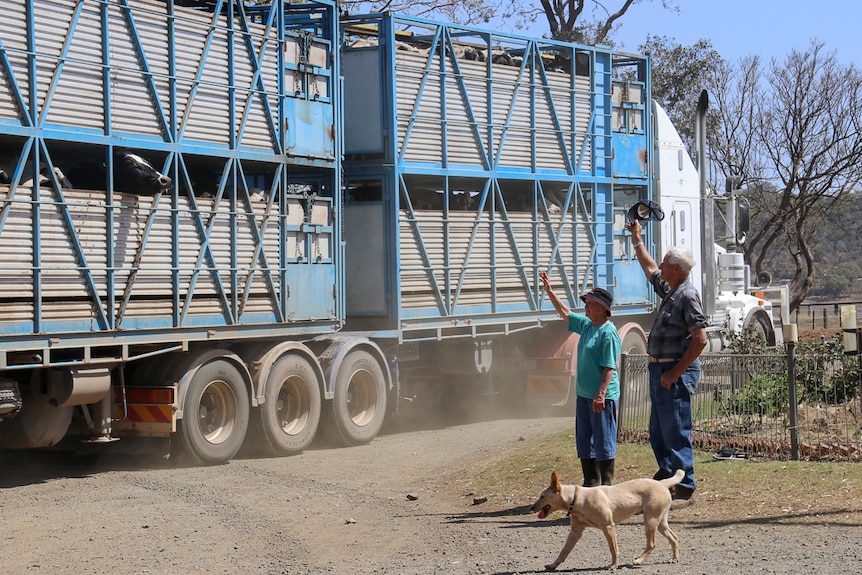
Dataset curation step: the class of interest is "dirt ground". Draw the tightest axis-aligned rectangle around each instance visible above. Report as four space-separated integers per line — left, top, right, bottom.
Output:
1 412 860 575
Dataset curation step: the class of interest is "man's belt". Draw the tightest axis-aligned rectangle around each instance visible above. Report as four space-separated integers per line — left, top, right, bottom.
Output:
649 356 679 363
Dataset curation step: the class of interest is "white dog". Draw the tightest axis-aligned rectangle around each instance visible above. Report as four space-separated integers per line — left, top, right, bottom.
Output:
530 469 684 570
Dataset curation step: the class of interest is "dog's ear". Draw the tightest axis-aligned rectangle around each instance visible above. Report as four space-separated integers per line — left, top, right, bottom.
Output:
551 470 561 493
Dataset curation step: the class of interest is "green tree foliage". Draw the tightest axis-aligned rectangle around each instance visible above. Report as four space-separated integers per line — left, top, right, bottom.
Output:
794 193 862 299
637 35 723 147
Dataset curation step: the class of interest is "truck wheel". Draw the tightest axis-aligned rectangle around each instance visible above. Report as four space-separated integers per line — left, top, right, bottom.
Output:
175 359 249 465
618 322 647 356
256 354 321 456
323 349 386 446
745 312 775 346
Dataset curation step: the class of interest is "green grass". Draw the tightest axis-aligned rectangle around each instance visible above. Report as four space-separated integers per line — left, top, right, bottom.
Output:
457 430 862 525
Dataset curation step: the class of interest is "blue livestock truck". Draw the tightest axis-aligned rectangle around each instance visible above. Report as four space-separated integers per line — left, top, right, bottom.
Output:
0 0 780 464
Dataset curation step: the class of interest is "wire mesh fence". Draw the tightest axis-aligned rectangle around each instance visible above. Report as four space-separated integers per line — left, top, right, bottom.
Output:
618 352 862 461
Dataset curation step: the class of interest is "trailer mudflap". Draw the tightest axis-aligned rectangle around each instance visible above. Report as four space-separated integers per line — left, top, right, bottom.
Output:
113 386 177 437
525 357 572 406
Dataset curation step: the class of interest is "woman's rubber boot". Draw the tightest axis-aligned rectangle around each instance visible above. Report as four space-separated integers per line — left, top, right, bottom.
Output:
598 459 615 485
580 458 599 487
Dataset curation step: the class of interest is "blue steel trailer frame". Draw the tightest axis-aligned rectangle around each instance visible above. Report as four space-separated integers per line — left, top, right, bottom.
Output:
340 13 654 344
0 0 342 368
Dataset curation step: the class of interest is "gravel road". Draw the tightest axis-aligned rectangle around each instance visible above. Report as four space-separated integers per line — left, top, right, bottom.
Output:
1 413 860 575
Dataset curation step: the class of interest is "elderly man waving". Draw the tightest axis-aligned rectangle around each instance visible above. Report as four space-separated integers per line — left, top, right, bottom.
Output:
626 218 708 503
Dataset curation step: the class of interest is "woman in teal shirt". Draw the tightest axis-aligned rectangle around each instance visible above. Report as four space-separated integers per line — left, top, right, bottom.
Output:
539 271 622 486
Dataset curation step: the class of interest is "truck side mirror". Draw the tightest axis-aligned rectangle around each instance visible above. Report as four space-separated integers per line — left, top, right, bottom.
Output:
724 175 743 195
738 203 750 233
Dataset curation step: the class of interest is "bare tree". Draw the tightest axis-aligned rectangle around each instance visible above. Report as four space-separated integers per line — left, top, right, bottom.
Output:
540 0 636 44
708 56 764 178
339 0 502 25
709 42 862 311
339 0 676 41
521 0 679 44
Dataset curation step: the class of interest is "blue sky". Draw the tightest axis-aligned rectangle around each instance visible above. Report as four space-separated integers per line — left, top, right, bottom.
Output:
601 0 857 66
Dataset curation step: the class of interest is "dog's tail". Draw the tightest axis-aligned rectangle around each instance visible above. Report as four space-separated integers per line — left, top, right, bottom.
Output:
658 469 685 488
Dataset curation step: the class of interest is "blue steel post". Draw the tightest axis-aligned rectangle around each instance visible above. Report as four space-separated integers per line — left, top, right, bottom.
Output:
334 5 345 327
24 2 42 334
276 0 288 322
383 14 402 324
592 49 614 292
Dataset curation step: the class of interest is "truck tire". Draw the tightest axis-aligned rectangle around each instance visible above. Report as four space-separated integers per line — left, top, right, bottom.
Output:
323 349 386 446
174 359 249 465
255 354 321 456
745 312 776 346
618 322 647 356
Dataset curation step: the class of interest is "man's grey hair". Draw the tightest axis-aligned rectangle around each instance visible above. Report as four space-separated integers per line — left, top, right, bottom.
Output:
666 246 696 273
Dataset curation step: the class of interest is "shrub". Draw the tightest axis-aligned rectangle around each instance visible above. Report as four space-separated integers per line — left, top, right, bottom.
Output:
724 372 789 417
828 355 860 404
797 334 860 404
722 331 860 411
724 323 770 355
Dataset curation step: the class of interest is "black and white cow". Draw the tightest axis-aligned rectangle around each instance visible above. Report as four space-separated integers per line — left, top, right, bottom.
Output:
111 149 172 195
69 149 172 195
0 155 72 188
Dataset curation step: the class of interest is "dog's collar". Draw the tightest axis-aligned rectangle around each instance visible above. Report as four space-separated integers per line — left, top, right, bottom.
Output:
566 486 577 517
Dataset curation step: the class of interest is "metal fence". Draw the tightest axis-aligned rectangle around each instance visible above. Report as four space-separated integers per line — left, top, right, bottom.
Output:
794 301 862 331
618 352 862 461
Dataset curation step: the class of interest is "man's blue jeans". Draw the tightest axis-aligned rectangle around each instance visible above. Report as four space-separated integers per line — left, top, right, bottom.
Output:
648 359 700 491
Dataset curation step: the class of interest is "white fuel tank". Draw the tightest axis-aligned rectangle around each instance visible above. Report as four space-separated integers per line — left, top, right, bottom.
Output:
718 252 746 293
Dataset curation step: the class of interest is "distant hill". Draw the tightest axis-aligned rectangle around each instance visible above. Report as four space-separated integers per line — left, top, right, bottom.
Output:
755 192 862 299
